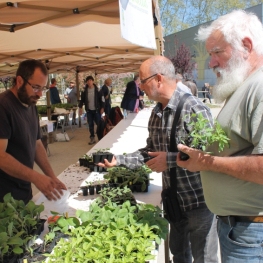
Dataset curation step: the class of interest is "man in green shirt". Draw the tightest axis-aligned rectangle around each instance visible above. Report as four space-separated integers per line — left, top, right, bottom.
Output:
177 9 263 263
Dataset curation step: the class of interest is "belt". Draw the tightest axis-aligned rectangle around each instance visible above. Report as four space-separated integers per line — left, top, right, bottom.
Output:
217 215 263 227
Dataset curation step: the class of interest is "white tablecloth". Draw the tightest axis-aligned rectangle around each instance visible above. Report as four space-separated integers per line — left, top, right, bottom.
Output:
34 108 162 217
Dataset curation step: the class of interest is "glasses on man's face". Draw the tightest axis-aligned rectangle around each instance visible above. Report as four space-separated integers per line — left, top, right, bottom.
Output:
21 76 48 94
140 73 158 84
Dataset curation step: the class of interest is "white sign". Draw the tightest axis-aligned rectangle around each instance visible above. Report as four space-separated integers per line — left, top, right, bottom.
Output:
119 0 156 49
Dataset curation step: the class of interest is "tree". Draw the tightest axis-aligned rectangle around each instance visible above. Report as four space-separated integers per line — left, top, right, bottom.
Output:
0 77 13 91
169 43 195 77
159 0 263 36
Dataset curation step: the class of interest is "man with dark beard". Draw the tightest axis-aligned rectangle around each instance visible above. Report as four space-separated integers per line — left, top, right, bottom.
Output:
177 10 263 262
0 59 67 204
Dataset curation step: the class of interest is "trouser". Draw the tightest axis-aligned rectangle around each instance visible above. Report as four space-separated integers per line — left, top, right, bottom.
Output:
169 206 218 263
104 103 111 116
86 110 101 138
218 218 263 263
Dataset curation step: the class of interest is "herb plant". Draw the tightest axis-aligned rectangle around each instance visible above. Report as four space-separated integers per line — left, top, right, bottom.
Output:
180 113 229 152
0 193 44 262
104 165 152 191
44 187 168 262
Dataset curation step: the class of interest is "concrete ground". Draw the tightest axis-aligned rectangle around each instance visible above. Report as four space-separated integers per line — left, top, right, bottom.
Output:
33 103 223 262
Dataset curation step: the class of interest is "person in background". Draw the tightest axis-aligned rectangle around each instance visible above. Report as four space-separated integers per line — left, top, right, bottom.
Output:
139 88 145 110
64 81 78 124
0 59 67 204
121 74 141 113
175 73 191 94
49 78 61 105
49 78 61 127
100 78 113 115
184 79 198 97
78 76 105 145
177 10 263 262
202 83 212 103
98 56 218 263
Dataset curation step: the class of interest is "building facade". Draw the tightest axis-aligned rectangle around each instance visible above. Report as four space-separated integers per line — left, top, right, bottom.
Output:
164 4 263 90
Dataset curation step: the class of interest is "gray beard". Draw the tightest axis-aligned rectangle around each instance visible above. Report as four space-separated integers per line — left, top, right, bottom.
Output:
212 56 251 104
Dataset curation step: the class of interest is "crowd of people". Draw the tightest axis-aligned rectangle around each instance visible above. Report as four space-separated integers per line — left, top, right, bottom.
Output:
1 8 263 263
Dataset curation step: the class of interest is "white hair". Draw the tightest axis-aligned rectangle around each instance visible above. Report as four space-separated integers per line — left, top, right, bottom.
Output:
196 10 263 55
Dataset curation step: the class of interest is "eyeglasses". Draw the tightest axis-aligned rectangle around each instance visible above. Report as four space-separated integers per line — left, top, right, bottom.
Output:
140 73 158 84
21 76 48 94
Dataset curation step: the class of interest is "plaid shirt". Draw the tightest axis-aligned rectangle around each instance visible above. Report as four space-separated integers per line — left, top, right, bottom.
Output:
116 88 213 211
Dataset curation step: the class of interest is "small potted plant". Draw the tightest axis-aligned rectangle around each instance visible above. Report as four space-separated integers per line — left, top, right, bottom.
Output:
92 148 113 172
79 154 93 168
178 113 230 160
104 165 152 192
85 181 95 195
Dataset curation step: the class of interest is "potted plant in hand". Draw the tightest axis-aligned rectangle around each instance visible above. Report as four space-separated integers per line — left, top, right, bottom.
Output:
92 148 113 172
178 113 230 160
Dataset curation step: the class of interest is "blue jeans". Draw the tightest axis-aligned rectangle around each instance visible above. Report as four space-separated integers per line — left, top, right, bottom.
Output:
218 218 263 263
86 110 101 138
169 206 218 263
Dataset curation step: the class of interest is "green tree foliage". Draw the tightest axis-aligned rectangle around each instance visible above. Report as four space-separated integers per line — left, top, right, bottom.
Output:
159 0 263 36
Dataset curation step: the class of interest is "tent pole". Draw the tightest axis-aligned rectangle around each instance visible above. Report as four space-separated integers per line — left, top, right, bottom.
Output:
76 69 81 127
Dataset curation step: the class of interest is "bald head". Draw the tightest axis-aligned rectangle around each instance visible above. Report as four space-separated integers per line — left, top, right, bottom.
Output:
139 55 177 107
140 56 176 81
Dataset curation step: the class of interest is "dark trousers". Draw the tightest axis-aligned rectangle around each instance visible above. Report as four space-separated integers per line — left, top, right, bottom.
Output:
104 103 111 116
87 110 101 138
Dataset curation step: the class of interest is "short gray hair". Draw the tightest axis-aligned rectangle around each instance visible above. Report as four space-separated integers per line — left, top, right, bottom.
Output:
196 10 263 55
148 56 176 80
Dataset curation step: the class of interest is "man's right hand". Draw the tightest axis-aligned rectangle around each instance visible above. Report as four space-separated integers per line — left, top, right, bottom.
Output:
97 156 117 168
34 175 67 201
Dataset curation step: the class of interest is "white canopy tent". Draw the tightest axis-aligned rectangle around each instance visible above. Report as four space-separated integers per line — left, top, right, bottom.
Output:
0 0 163 77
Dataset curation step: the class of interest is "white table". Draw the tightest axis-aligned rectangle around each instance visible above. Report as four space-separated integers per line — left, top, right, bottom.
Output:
35 108 162 214
34 108 163 263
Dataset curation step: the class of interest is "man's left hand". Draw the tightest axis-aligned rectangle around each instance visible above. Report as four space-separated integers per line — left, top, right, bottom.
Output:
145 152 167 173
177 144 213 172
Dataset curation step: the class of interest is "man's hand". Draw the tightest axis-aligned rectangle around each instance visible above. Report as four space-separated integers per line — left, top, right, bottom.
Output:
97 156 117 168
177 144 213 172
145 152 167 173
33 175 67 201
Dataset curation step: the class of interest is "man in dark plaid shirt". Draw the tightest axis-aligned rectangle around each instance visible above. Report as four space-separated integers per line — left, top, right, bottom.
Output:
99 56 218 263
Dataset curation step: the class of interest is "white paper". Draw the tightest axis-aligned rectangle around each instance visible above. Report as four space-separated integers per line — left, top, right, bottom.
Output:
119 0 156 49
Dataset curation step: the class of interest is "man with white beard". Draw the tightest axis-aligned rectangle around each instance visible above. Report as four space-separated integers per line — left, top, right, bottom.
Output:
176 10 263 263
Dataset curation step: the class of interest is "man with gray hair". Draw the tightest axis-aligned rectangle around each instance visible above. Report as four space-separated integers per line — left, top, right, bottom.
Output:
177 10 263 262
175 73 191 94
98 55 218 263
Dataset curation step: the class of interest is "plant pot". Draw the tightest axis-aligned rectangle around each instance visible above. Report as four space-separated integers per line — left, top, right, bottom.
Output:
95 184 102 194
34 219 46 236
81 186 88 196
143 184 149 193
89 186 95 195
92 153 102 163
117 176 124 184
79 158 85 166
3 254 18 263
135 184 142 192
107 153 114 162
128 184 135 192
179 151 189 161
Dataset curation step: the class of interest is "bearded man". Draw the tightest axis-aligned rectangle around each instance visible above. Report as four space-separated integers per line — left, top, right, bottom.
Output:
0 59 66 204
177 10 263 263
